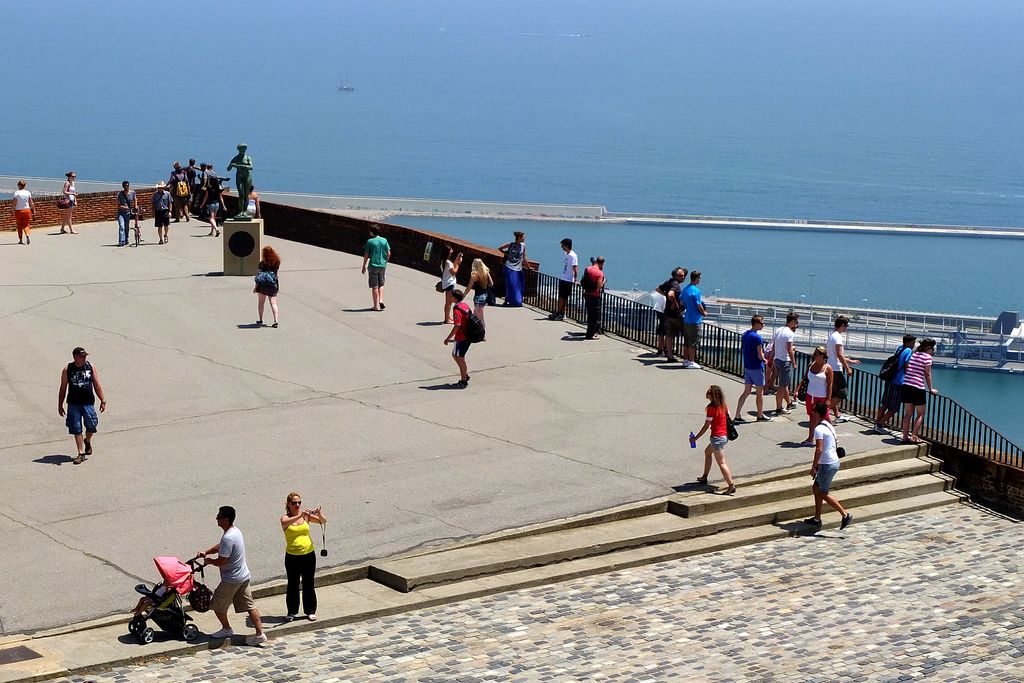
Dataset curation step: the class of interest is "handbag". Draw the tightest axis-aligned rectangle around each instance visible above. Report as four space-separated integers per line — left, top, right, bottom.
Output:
797 378 808 402
726 410 739 441
254 270 277 287
823 422 846 458
435 281 444 293
57 196 71 209
187 564 213 613
320 521 328 557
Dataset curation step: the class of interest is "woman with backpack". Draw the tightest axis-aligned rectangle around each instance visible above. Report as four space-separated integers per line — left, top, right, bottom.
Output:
253 246 280 327
466 259 493 335
689 384 737 495
443 288 473 387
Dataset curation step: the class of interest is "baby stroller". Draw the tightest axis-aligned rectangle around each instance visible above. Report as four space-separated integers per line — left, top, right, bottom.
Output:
128 556 209 644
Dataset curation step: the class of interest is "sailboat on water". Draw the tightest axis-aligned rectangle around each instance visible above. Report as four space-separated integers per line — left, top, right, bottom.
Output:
337 76 355 92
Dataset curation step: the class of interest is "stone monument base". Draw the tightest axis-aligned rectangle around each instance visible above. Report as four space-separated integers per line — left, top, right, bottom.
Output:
222 218 263 276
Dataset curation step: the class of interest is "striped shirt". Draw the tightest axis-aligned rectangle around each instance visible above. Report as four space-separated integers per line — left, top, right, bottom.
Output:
902 351 932 390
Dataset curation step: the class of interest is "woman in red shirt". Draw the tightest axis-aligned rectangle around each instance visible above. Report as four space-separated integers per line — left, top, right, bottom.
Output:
690 384 737 495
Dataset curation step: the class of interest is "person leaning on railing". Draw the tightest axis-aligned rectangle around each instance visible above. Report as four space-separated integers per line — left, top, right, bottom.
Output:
655 267 687 362
900 338 938 445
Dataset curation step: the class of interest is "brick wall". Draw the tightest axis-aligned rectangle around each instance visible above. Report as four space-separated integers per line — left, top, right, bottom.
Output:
2 191 539 291
0 189 159 231
260 201 538 291
933 444 1024 518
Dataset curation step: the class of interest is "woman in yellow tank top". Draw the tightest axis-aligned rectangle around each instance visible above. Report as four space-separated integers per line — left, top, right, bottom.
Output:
280 491 327 621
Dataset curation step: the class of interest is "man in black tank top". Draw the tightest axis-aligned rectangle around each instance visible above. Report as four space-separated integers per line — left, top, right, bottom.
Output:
58 347 107 464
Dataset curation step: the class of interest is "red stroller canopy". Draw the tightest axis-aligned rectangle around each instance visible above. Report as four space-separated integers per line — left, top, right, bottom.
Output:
153 556 195 596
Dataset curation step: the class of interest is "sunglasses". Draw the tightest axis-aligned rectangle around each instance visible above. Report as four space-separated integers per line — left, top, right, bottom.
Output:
290 500 302 506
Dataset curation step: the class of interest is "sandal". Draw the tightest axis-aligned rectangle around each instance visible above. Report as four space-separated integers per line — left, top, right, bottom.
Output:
696 476 708 485
72 454 85 465
722 485 737 496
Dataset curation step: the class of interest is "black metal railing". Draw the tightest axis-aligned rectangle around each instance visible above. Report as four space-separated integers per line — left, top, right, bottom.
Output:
523 269 1024 469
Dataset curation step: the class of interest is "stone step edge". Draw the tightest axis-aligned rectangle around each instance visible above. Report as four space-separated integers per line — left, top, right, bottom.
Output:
0 492 966 683
369 474 959 593
399 443 931 558
674 455 941 518
0 444 932 645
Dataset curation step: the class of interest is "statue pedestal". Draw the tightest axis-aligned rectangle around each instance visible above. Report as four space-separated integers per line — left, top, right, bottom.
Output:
222 219 263 276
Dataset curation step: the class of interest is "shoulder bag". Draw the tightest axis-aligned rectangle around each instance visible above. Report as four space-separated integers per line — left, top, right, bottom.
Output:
726 409 739 441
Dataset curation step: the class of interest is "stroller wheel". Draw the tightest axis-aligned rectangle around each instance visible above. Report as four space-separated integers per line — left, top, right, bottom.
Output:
128 616 146 636
140 627 155 644
182 624 199 641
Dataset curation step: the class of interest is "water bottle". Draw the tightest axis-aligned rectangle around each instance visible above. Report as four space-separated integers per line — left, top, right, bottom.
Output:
689 431 697 448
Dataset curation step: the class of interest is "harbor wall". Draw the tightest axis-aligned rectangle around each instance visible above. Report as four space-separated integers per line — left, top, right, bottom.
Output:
0 189 159 232
258 201 537 291
0 189 537 291
934 444 1024 519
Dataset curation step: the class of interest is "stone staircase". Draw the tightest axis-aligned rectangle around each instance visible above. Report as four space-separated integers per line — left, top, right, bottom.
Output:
369 443 965 593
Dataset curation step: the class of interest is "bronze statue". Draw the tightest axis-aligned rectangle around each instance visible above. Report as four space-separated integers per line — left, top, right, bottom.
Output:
226 143 254 220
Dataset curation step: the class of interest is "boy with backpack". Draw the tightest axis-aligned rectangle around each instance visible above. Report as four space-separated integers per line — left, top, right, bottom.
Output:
873 334 917 434
443 288 485 388
167 162 192 222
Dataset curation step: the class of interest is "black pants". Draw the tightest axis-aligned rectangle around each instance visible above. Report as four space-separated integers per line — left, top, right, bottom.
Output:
285 551 317 616
585 295 602 339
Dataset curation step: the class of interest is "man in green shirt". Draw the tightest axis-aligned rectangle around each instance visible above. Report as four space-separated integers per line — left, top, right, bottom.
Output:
361 226 391 311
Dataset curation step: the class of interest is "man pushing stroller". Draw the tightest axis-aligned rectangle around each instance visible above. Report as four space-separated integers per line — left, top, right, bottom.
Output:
198 505 267 647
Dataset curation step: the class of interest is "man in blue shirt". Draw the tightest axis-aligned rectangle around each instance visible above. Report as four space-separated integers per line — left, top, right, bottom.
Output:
680 271 706 369
873 334 917 434
735 315 772 422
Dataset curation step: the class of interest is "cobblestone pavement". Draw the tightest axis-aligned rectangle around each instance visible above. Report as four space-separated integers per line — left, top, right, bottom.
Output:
62 505 1023 682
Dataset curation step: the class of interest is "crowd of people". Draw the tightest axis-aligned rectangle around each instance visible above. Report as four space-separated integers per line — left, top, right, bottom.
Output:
34 189 949 643
7 162 263 248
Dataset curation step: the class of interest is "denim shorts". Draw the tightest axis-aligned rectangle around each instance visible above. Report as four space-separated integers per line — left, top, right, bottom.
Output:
814 462 840 493
473 292 488 305
744 367 765 386
207 202 220 213
710 435 728 451
66 403 99 435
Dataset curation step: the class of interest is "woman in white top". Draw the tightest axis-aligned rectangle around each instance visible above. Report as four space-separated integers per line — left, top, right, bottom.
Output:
12 180 35 244
801 346 833 446
804 402 853 530
441 246 462 324
60 171 78 234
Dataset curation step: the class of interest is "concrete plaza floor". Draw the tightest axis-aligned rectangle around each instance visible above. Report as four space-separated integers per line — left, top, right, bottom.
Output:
0 220 890 635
